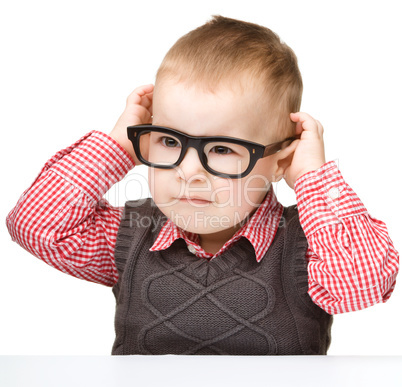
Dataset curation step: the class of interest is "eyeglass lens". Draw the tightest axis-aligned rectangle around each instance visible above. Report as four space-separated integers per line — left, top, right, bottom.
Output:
138 131 251 175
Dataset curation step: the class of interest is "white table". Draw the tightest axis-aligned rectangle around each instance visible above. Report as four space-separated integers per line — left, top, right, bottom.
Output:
1 355 401 387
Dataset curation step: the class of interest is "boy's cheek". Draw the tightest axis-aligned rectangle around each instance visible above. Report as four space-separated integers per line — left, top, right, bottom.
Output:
232 172 270 210
209 179 235 206
148 170 177 205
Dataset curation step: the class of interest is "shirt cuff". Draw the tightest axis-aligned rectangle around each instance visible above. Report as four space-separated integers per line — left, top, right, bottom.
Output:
294 161 368 236
45 131 135 204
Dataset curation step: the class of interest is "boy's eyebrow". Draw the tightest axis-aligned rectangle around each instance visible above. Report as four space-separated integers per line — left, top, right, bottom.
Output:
148 122 242 140
137 124 253 141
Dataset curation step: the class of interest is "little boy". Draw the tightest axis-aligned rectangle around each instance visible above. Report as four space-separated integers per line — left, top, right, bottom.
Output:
6 16 399 355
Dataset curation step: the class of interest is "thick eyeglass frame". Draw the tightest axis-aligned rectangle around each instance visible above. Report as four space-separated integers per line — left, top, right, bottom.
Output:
127 124 297 179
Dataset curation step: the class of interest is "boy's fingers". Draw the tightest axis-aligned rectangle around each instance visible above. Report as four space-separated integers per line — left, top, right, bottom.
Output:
295 121 303 135
277 138 299 159
141 91 154 110
126 84 154 105
290 111 313 123
290 112 322 135
316 120 324 136
286 138 300 155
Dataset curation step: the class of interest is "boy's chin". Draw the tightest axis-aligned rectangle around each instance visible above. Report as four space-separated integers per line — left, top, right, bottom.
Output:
156 203 250 235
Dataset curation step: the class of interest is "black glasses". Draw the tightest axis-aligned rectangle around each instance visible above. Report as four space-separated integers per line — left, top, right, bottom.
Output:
127 124 297 179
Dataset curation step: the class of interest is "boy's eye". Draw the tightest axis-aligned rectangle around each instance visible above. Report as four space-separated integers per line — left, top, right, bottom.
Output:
161 136 180 148
210 145 233 155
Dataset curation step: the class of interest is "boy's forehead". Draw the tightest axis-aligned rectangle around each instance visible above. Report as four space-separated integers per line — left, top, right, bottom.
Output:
153 78 275 142
154 72 265 100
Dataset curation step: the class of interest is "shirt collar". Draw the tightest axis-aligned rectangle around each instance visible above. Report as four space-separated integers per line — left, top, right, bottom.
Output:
150 187 283 262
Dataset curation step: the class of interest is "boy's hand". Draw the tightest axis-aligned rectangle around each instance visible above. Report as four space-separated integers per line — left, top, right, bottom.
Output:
283 112 326 189
109 84 154 164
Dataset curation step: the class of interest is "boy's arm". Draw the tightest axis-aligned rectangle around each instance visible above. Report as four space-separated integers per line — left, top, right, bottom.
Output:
282 112 399 315
6 131 135 286
6 85 153 286
294 162 399 315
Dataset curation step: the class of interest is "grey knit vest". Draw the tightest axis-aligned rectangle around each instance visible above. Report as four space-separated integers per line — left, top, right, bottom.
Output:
112 198 332 355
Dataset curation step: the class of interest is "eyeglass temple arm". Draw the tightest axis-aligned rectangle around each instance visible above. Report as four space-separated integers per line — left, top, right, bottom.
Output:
262 136 299 157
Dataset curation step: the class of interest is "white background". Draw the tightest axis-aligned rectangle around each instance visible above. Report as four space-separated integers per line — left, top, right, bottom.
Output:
1 0 401 355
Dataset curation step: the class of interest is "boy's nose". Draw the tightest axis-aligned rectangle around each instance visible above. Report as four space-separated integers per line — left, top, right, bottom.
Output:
176 147 208 182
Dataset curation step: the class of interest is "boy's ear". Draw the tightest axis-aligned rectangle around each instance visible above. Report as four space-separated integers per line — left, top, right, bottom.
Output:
270 140 298 182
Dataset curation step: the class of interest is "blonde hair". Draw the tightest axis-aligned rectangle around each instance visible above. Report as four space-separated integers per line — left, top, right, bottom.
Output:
155 15 303 139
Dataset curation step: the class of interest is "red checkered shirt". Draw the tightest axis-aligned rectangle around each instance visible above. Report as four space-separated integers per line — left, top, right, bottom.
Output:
6 131 399 315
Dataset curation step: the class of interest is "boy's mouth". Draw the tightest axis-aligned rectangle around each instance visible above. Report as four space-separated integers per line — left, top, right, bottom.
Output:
176 196 212 205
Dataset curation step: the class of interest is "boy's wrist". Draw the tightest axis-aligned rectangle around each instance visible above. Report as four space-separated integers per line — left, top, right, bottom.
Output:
108 128 138 165
106 130 136 167
294 160 336 194
293 161 327 186
50 131 135 204
294 160 337 197
294 160 368 236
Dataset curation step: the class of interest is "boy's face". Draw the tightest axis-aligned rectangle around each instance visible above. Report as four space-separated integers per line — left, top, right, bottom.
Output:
150 80 282 245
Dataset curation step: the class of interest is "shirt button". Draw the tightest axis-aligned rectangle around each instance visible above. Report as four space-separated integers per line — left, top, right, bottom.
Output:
328 187 340 200
187 244 197 254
